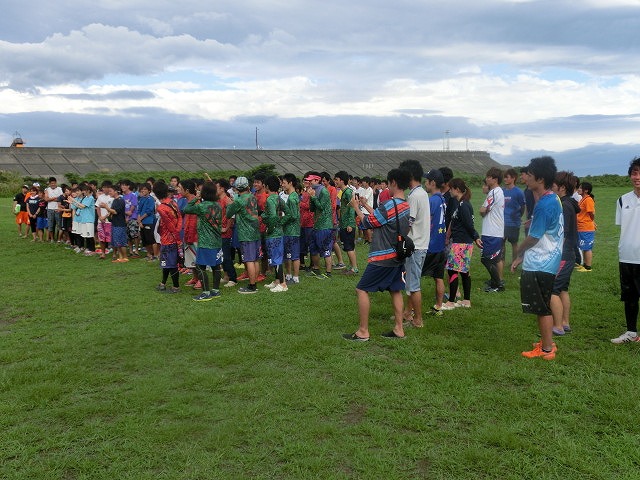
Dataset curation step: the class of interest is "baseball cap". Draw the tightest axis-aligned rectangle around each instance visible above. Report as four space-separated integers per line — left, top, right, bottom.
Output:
32 182 40 187
304 174 321 182
234 176 249 190
423 169 444 184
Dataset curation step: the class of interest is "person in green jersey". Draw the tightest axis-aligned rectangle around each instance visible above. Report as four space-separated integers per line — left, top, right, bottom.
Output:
226 177 261 294
306 172 334 278
334 170 359 274
281 173 301 284
261 176 288 292
183 181 224 301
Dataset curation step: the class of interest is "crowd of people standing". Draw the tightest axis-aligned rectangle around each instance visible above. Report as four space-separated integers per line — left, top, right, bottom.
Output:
11 156 640 357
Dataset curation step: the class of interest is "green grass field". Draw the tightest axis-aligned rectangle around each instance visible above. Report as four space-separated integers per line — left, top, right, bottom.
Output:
1 186 639 479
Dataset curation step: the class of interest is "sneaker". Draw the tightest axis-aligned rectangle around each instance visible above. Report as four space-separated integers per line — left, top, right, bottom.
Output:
270 284 288 293
429 306 443 317
264 281 277 289
238 286 258 294
440 302 457 311
164 287 180 294
522 343 557 360
84 250 95 256
334 263 346 270
381 330 406 339
256 274 266 282
233 262 245 269
324 272 332 278
193 280 202 290
224 281 237 288
455 300 471 308
552 327 565 336
575 265 588 272
185 277 198 286
156 284 166 292
563 325 572 333
484 285 501 293
236 272 249 281
307 269 321 277
289 277 300 284
193 291 221 301
611 331 640 344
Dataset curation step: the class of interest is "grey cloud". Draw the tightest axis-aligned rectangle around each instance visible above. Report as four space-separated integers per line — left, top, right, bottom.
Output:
52 90 156 101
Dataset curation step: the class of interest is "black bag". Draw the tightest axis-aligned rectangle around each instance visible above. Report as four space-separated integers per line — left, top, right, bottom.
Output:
392 199 415 260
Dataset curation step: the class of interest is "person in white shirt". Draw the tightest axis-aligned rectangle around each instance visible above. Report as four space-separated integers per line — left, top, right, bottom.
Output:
399 160 430 328
44 176 63 242
480 168 505 292
611 158 640 344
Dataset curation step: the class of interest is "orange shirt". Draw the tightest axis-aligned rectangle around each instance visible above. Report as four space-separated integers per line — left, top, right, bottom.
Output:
577 195 595 231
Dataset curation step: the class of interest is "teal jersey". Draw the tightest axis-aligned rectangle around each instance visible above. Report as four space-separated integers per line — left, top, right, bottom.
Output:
282 191 301 237
339 187 357 228
183 199 222 249
226 192 260 242
262 194 284 238
310 186 333 230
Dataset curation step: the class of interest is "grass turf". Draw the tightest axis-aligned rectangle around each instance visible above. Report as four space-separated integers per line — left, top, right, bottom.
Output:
1 187 639 479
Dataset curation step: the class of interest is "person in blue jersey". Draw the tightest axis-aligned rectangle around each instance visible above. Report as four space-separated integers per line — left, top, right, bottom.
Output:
342 168 412 341
421 169 448 316
511 156 563 360
501 168 525 266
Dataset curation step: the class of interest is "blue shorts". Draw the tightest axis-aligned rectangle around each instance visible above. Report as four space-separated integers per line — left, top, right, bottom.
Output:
357 264 405 293
578 231 595 251
339 228 356 252
111 226 128 248
310 229 334 257
266 237 284 266
36 217 48 230
284 235 300 261
299 227 313 256
240 240 262 263
404 249 427 293
481 235 503 260
160 244 179 269
196 247 223 267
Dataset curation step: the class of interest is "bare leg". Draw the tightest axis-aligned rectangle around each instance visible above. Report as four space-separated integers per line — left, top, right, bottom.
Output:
355 288 370 338
391 291 405 337
539 315 554 351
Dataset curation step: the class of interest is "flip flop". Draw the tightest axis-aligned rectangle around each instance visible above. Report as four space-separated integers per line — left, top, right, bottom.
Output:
342 332 369 342
381 331 406 339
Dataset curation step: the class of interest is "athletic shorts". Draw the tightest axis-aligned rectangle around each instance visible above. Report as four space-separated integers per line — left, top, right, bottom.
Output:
160 244 179 269
97 222 112 243
339 228 356 252
240 240 262 263
127 220 140 240
140 224 155 246
79 222 94 238
481 235 502 260
266 237 284 266
299 226 314 256
111 226 128 248
196 247 223 267
357 264 405 293
184 243 197 268
15 211 29 225
520 270 555 316
578 231 595 251
61 216 72 232
310 228 334 257
36 217 48 230
504 225 520 244
72 220 80 235
620 262 640 302
404 249 427 293
446 243 474 273
552 258 574 294
284 235 300 261
422 251 446 279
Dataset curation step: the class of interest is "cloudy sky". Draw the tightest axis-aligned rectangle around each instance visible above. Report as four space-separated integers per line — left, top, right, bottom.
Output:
1 0 639 175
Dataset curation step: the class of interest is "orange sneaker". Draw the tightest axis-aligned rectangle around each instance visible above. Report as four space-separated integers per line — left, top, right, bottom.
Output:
193 280 202 290
256 274 266 282
522 342 557 360
185 277 198 286
237 272 249 281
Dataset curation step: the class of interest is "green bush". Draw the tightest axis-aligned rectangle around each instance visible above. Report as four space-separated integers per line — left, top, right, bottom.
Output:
0 170 26 197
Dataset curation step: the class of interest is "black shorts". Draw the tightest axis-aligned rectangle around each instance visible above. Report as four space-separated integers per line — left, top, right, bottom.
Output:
339 227 356 252
552 258 574 294
620 262 640 302
422 251 446 279
140 224 155 246
520 270 555 316
504 226 520 244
